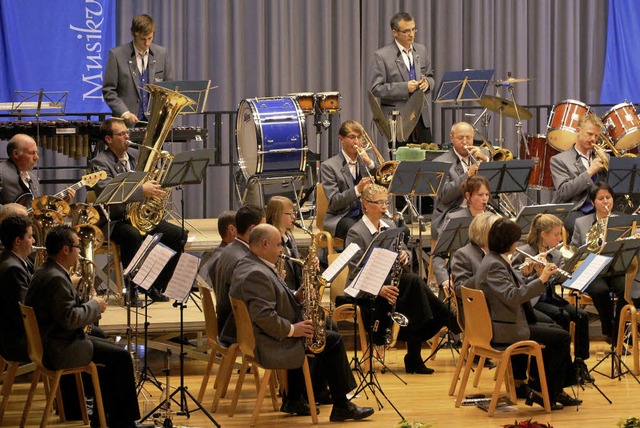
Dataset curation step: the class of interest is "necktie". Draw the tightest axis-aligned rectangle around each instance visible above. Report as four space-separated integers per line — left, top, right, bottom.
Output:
139 52 147 74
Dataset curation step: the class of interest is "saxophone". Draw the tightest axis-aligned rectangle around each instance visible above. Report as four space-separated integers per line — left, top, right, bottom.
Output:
385 233 409 345
292 221 329 353
128 84 195 233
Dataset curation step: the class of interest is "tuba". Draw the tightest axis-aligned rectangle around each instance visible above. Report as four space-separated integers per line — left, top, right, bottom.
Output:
128 84 195 233
74 224 104 302
292 220 329 353
30 210 65 267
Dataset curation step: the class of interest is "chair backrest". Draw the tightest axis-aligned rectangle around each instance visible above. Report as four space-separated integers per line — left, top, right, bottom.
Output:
328 253 349 304
315 183 328 231
199 285 219 341
460 286 494 349
624 255 639 305
18 303 45 367
229 296 256 358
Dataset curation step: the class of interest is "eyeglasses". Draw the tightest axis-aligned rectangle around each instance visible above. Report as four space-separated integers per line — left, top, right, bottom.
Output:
397 28 417 35
344 134 363 141
366 199 390 206
111 131 130 137
283 211 296 217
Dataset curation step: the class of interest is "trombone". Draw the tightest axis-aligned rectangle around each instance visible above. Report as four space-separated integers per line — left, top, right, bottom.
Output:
358 130 399 187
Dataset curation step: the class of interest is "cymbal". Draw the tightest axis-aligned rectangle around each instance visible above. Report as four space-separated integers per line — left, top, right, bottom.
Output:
495 76 535 85
478 95 532 120
367 90 392 142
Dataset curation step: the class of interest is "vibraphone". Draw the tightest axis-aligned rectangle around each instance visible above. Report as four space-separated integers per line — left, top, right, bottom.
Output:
0 121 208 160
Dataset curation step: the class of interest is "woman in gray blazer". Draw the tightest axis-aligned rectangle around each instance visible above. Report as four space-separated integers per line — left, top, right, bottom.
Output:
476 218 580 409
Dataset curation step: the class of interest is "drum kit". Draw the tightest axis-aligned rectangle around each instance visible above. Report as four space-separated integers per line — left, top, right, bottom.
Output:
235 92 340 206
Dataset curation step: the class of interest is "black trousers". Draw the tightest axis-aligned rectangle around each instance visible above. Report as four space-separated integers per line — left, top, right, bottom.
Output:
586 274 625 339
110 218 187 292
534 300 590 360
286 330 356 401
335 215 360 242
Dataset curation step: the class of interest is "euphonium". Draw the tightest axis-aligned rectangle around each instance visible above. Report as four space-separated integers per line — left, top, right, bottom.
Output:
292 220 329 353
73 224 104 302
385 233 409 345
128 84 195 233
359 131 398 187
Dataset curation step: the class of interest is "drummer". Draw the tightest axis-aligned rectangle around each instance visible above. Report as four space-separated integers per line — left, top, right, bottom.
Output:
320 120 378 241
0 134 74 210
549 113 608 239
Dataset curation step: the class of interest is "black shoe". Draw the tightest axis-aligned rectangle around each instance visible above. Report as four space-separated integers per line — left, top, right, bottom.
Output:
314 388 333 405
472 355 496 369
404 354 435 374
525 390 563 411
329 402 374 422
280 398 318 416
147 287 170 302
555 391 582 406
574 357 595 384
515 383 531 399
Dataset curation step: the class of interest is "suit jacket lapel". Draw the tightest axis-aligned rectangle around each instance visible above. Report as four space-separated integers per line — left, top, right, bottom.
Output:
394 47 410 81
340 159 355 187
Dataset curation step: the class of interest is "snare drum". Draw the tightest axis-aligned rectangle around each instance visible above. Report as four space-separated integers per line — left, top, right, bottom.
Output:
520 135 559 189
236 97 307 179
288 92 315 115
603 102 640 150
314 91 341 113
547 100 590 151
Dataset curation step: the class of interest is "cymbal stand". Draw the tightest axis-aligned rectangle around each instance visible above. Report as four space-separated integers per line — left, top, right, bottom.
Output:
313 109 330 184
507 84 529 158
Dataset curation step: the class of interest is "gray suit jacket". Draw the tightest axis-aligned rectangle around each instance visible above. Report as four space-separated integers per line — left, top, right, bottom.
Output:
213 239 251 344
320 153 377 236
230 252 305 369
345 218 408 284
570 213 596 248
102 42 173 117
0 159 39 209
450 242 484 293
476 251 545 344
432 206 472 285
431 149 468 241
550 146 608 207
370 41 434 128
24 259 101 369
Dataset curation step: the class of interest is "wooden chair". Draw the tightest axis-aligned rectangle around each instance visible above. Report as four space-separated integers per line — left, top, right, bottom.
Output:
0 355 21 425
455 287 551 416
617 256 640 375
196 285 240 412
18 303 107 428
228 296 317 426
315 184 344 255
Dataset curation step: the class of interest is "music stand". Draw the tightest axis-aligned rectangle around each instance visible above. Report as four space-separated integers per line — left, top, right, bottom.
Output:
153 80 211 114
150 148 219 425
605 215 638 242
479 160 534 194
435 69 494 105
608 157 640 195
515 203 575 235
588 238 640 383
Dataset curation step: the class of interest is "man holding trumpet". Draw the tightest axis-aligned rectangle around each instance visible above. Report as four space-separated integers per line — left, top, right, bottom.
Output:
320 120 378 241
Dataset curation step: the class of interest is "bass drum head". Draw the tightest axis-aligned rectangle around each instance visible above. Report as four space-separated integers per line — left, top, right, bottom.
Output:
236 99 260 179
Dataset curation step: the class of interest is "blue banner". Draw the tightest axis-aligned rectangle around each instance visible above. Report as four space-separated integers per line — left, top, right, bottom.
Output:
601 0 640 104
0 0 115 114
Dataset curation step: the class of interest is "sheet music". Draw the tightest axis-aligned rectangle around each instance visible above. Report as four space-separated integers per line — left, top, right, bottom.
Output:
344 247 397 298
164 252 201 302
133 243 176 290
562 253 613 293
321 243 361 283
123 234 155 276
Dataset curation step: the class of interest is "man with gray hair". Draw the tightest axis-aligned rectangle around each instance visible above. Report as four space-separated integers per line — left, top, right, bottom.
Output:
0 134 40 209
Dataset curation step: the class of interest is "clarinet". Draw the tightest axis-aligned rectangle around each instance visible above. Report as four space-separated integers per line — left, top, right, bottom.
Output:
384 233 409 345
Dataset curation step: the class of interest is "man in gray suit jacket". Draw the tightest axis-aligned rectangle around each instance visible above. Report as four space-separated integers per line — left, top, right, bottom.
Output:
320 120 377 240
370 12 435 143
0 134 40 209
230 224 373 421
103 14 173 125
25 225 141 427
550 113 608 238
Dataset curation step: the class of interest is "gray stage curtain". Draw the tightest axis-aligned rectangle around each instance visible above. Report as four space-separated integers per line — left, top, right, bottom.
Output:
112 0 607 217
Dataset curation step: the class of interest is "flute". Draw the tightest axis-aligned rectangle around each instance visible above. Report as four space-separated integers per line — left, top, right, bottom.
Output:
515 247 572 279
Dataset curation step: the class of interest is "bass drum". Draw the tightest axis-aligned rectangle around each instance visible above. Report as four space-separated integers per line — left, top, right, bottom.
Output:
236 97 308 179
546 100 590 151
520 135 559 189
603 102 640 150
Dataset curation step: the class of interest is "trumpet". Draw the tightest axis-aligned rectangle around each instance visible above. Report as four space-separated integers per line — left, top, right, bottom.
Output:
514 247 572 279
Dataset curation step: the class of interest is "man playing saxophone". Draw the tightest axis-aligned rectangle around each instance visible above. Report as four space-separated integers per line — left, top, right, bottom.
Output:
343 184 459 374
91 118 187 302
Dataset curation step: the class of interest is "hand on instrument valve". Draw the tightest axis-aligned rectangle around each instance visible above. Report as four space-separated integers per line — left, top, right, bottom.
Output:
356 147 374 167
534 262 557 284
121 112 139 126
142 180 166 198
292 319 314 338
380 284 400 305
587 157 605 176
93 296 107 313
356 177 373 194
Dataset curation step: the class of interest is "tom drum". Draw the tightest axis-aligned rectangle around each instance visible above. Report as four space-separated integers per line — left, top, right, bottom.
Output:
547 100 590 151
